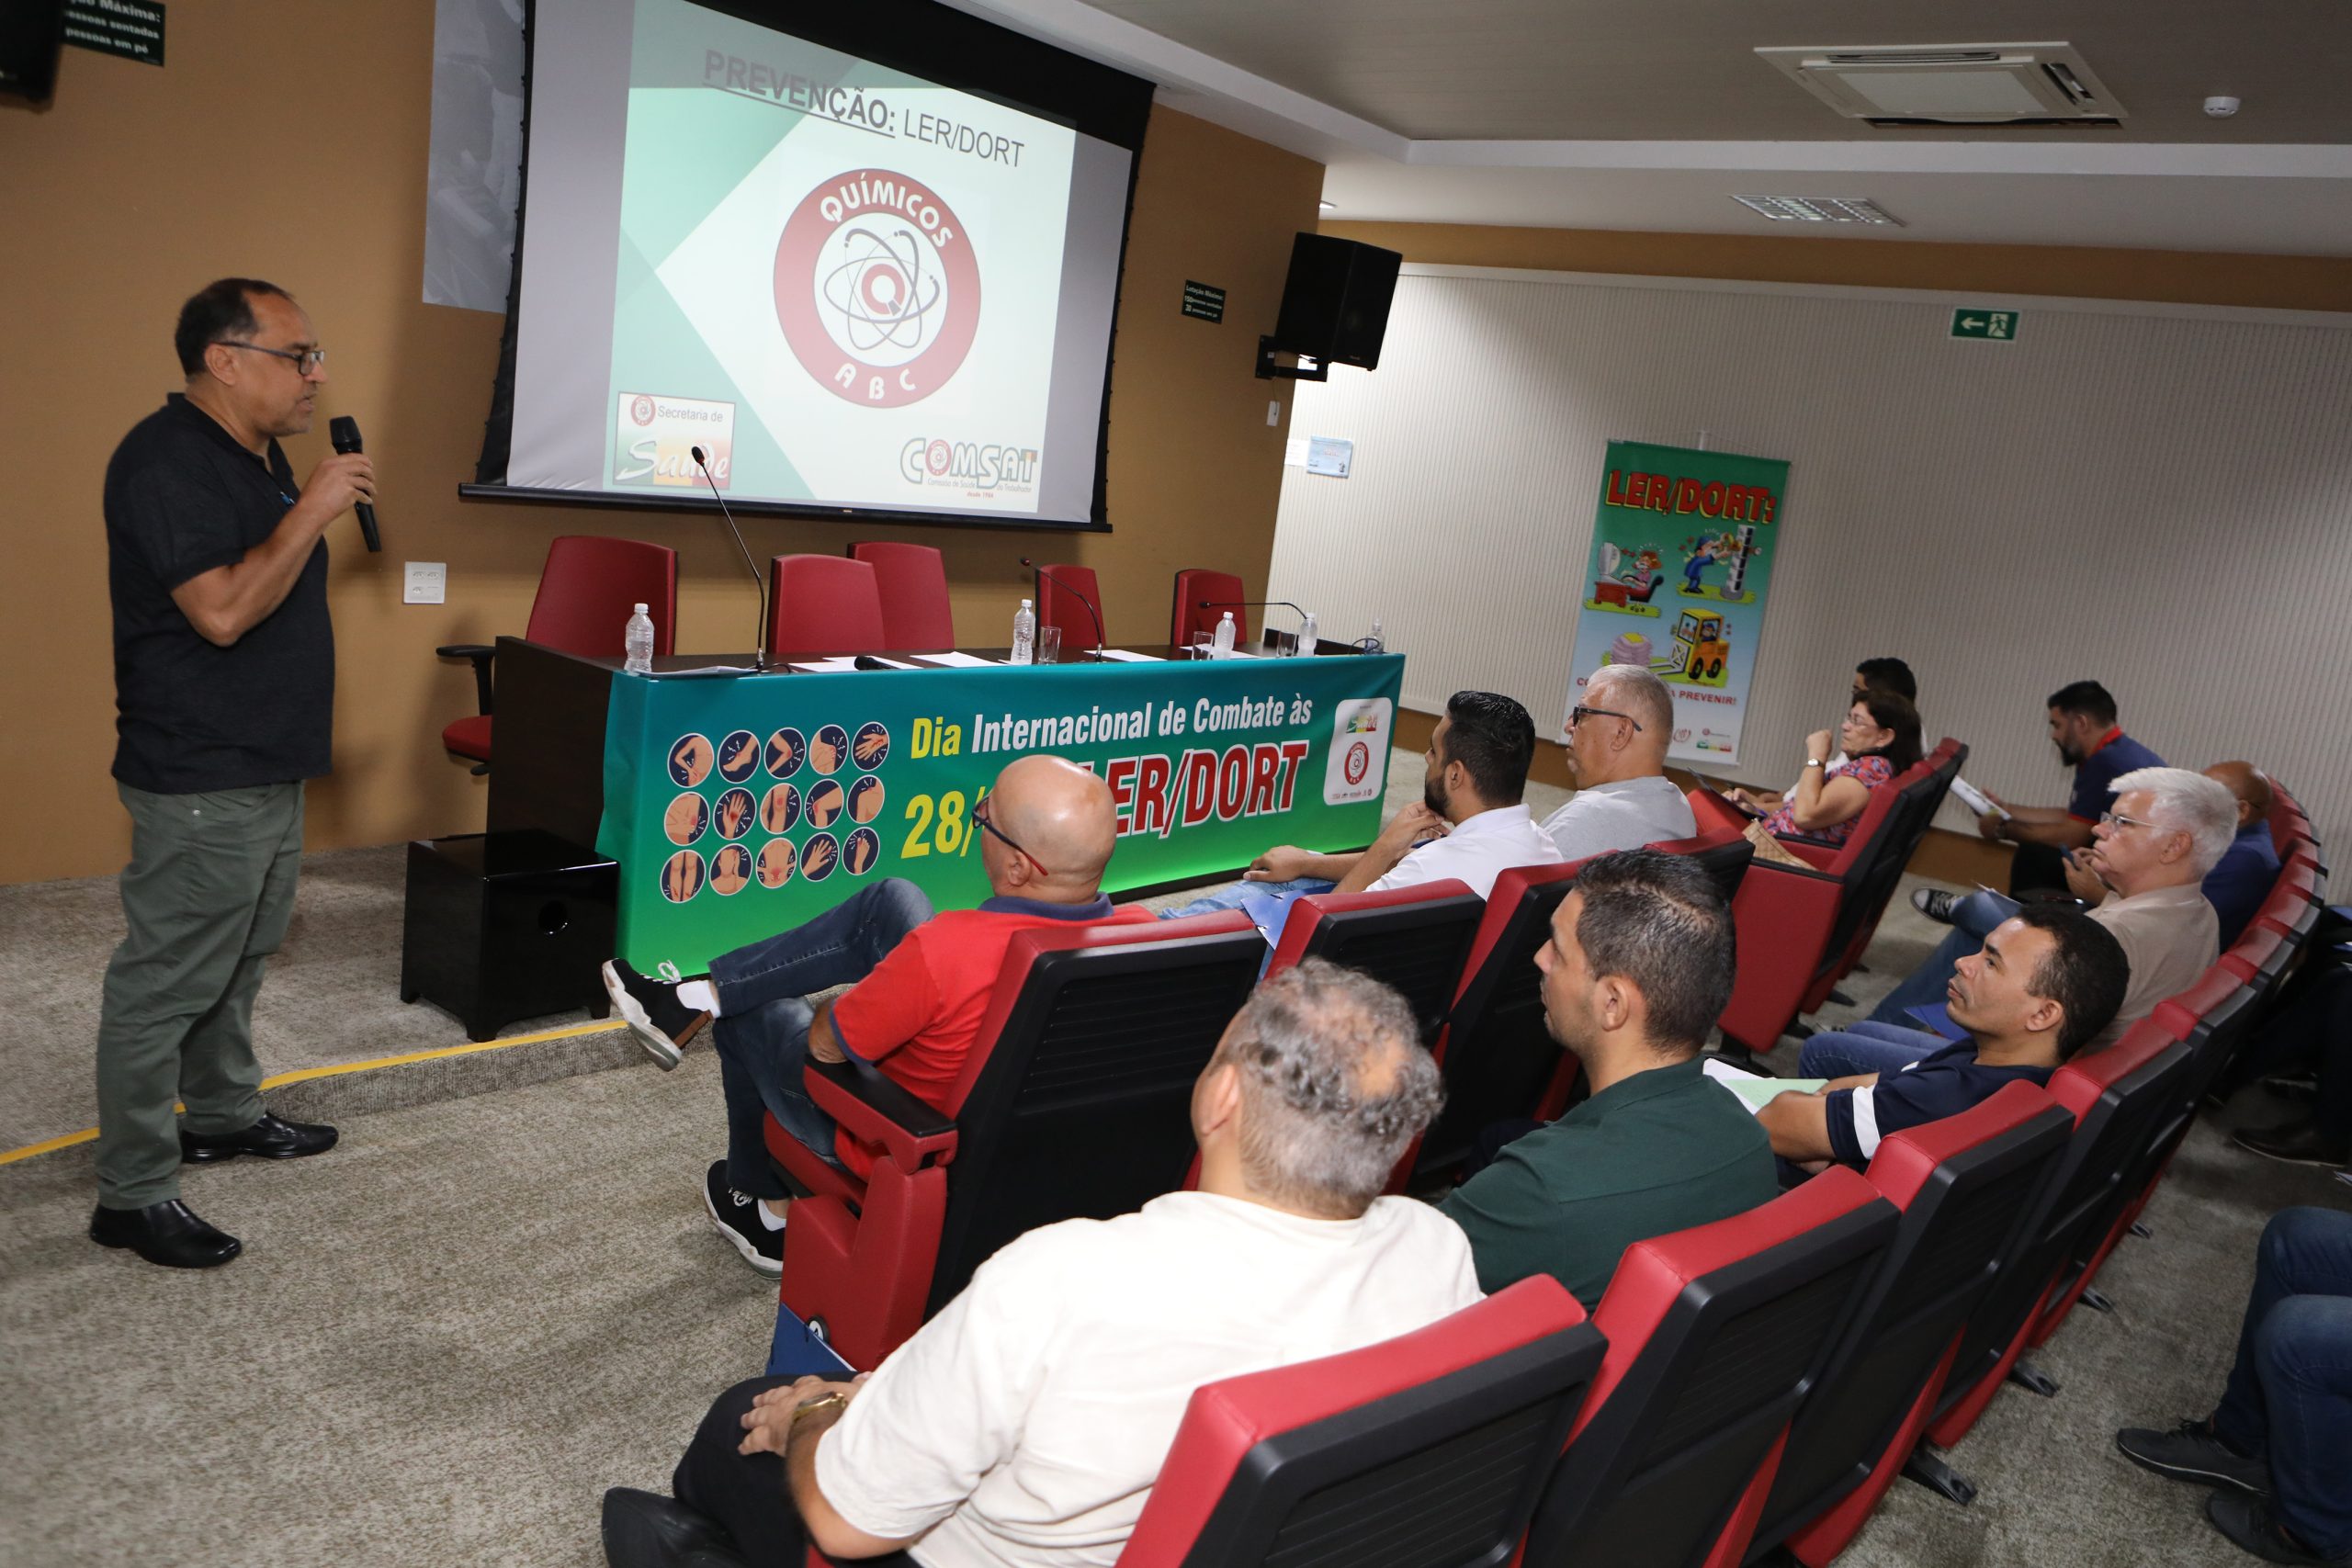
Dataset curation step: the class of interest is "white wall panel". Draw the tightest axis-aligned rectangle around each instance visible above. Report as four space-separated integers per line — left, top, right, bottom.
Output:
1268 267 2352 846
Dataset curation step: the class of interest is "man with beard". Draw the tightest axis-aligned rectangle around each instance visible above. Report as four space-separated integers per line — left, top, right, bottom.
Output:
1435 850 1775 1309
1160 691 1562 928
1939 680 2164 899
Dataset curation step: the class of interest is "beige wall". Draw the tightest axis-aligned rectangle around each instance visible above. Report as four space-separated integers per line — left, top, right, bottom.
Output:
1320 220 2352 314
0 9 1323 885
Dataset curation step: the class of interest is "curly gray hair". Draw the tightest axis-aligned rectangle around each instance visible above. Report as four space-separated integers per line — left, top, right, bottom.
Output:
1223 959 1444 1218
2109 766 2238 876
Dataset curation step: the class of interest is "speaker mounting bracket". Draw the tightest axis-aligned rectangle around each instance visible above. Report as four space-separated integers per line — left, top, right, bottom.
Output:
1255 337 1329 382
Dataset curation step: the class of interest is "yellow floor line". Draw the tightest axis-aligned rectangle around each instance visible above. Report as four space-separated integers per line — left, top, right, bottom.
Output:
0 1019 629 1168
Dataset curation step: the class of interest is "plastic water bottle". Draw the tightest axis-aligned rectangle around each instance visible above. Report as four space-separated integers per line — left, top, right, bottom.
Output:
1211 611 1237 659
1295 611 1317 657
624 603 654 673
1363 618 1385 655
1011 599 1036 665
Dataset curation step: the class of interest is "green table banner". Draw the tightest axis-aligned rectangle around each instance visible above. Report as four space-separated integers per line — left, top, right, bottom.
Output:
600 654 1407 974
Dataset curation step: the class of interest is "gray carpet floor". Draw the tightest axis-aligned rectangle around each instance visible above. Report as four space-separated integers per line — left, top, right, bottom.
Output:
5 755 2346 1566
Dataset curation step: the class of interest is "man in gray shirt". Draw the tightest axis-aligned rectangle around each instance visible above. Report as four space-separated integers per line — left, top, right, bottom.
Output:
1543 666 1696 860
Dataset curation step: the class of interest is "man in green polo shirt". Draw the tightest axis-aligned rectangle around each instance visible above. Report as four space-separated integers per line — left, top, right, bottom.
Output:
1437 849 1777 1308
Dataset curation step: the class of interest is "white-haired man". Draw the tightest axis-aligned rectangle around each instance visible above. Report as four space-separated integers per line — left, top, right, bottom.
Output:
1543 666 1696 861
1822 765 2228 1077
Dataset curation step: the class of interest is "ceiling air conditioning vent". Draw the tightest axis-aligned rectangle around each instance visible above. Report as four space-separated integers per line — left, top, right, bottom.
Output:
1756 42 2127 125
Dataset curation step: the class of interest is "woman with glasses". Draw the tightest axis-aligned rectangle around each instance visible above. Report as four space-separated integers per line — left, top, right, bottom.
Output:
1748 691 1922 848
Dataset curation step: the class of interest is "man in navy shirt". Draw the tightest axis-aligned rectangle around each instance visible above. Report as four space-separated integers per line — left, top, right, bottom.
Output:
1758 905 2129 1171
1959 681 2163 898
2201 761 2282 947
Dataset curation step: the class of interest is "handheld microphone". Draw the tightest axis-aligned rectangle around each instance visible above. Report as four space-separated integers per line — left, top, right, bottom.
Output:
326 416 381 552
1019 558 1105 660
692 446 776 673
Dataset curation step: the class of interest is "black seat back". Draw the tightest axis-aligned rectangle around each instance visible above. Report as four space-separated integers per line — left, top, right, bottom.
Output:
1747 1097 2074 1553
1931 1035 2191 1423
925 923 1265 1315
1524 1187 1898 1568
1290 890 1486 1046
1413 866 1581 1177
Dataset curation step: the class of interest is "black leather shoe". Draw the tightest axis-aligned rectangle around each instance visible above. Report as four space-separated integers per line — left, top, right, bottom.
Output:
601 1488 750 1568
2206 1492 2352 1565
2233 1120 2352 1168
89 1200 243 1269
180 1111 339 1164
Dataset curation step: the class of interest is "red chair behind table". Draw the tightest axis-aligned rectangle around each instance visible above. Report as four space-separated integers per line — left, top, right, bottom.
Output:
1702 751 1944 1055
1114 1278 1604 1568
766 913 1264 1371
1170 569 1246 652
1517 1168 1898 1568
437 535 677 769
1035 561 1104 651
1749 1082 2074 1565
766 554 887 660
848 541 955 650
1261 880 1484 1047
1903 1022 2190 1501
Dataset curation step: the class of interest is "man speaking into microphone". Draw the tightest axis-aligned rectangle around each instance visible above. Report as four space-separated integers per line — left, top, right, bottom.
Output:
90 278 372 1269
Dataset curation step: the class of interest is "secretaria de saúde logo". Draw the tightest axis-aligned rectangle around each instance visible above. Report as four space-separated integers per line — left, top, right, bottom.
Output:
775 170 981 410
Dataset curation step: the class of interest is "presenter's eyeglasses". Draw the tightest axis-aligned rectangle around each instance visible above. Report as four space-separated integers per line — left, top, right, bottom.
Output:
214 341 327 374
973 795 1052 878
1568 705 1644 733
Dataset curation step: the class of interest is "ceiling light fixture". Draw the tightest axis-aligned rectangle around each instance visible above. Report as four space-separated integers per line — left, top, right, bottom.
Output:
1732 195 1905 226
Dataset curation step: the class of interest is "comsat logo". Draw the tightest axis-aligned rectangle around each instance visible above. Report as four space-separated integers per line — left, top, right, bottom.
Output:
774 170 979 409
899 437 1039 493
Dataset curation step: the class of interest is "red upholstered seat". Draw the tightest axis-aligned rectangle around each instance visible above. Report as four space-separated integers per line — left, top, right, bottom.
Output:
1708 742 1962 1055
1035 561 1104 652
435 535 677 768
1261 880 1483 1046
1758 1082 2074 1563
1521 1167 1898 1568
1645 823 1756 904
1115 1277 1603 1568
1170 569 1245 650
1918 1021 2190 1463
768 554 888 659
764 912 1264 1371
849 541 954 649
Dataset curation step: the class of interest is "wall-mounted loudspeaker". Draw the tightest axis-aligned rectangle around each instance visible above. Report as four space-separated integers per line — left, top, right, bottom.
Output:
0 0 65 102
1272 234 1404 370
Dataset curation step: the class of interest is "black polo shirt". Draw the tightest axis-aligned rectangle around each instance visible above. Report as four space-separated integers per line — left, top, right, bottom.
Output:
104 393 334 794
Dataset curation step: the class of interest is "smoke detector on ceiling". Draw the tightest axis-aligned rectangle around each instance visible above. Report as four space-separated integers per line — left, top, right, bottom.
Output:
1756 42 2126 125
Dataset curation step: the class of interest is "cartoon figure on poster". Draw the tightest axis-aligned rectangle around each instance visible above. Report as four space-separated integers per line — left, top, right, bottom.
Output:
1677 524 1761 605
1565 440 1790 765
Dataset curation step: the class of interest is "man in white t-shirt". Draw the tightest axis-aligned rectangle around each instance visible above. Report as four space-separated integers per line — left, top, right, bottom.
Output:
1159 691 1562 933
1542 665 1696 860
602 959 1481 1568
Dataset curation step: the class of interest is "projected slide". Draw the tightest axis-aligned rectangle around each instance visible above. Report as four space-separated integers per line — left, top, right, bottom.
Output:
606 0 1078 516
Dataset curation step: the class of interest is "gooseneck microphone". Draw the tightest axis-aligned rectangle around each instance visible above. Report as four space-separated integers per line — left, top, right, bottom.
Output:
1019 558 1105 660
326 416 381 552
692 446 776 673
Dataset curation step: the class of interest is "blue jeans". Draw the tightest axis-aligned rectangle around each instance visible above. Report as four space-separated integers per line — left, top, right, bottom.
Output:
1799 1020 1947 1079
2211 1207 2352 1558
1157 875 1335 920
1868 889 2019 1026
707 878 933 1199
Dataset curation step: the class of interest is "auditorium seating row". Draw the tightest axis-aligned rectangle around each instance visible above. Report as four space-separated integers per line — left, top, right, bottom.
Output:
768 785 2327 1567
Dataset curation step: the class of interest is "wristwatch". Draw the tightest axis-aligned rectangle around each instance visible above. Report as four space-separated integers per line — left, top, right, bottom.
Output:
1803 758 1825 768
791 1391 849 1427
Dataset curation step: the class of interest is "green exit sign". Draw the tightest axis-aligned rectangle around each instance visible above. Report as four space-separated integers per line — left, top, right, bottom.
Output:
1951 308 2020 343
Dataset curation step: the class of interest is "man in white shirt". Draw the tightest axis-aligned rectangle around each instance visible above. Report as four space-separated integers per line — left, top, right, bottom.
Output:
602 959 1481 1568
1160 691 1562 931
1542 665 1696 860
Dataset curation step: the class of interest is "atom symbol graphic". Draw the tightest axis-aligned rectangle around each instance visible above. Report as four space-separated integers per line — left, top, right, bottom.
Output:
822 226 944 355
